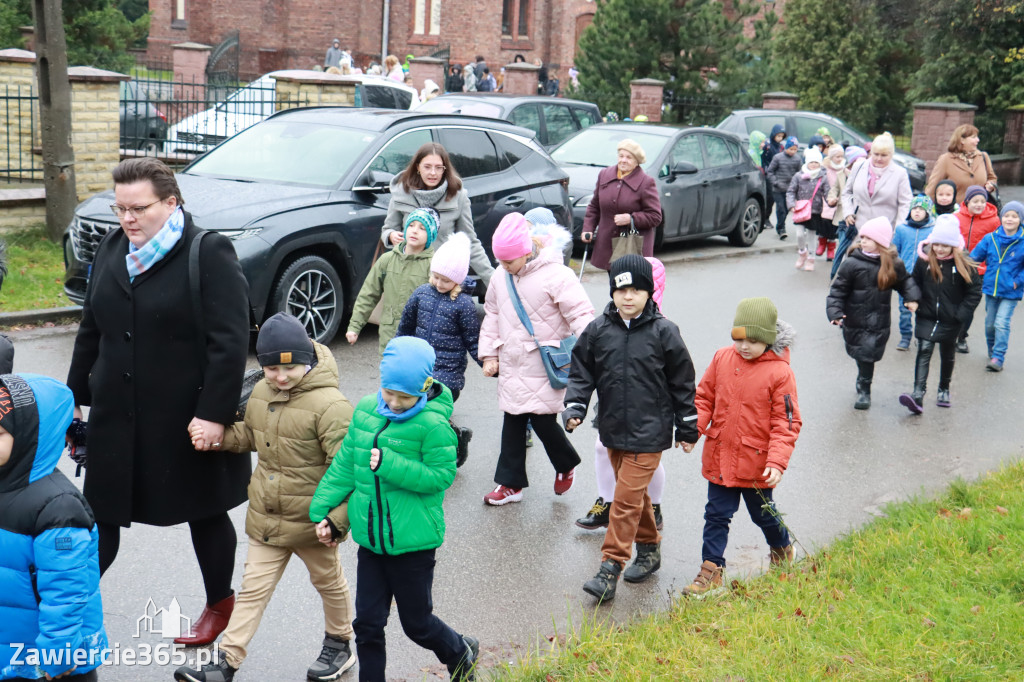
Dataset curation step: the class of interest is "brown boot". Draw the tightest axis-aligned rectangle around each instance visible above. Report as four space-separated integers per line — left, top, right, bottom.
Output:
174 593 235 646
769 544 796 567
681 560 723 597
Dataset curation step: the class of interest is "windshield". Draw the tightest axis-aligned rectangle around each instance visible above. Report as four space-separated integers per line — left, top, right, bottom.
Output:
551 128 669 171
185 119 377 187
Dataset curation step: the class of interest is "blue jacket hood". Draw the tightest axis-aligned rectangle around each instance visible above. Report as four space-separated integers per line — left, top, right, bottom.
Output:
770 123 785 139
0 374 74 493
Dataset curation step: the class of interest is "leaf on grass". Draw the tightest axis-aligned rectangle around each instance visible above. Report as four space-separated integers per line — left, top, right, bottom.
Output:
971 605 981 614
546 675 558 682
794 607 805 617
922 617 937 628
958 507 973 519
587 662 601 675
831 587 846 601
938 508 952 518
995 505 1009 515
719 638 729 647
656 657 668 664
828 604 837 613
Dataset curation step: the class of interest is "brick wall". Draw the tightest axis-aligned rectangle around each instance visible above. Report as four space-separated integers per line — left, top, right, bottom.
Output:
68 67 129 198
910 103 977 174
630 79 664 122
272 72 356 110
0 52 40 187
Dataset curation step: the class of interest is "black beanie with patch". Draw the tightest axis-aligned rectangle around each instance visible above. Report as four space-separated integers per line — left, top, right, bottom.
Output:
608 254 654 297
256 313 315 367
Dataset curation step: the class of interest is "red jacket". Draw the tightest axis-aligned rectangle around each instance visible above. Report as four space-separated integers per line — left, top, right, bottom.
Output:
958 201 1000 275
695 330 801 489
582 165 662 270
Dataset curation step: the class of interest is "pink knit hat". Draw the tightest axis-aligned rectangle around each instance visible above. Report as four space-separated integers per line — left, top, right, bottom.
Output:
431 232 471 284
858 216 894 249
491 212 532 261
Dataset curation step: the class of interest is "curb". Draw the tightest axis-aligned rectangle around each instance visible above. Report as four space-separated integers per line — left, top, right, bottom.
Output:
0 305 82 328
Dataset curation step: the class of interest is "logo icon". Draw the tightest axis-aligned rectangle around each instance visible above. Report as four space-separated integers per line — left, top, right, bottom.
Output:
614 272 633 288
135 597 191 639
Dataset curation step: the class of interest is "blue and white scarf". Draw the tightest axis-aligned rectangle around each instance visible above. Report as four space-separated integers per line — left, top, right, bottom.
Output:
126 207 185 282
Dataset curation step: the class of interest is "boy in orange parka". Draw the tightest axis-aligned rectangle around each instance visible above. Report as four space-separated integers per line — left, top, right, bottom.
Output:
954 185 1001 353
681 297 802 596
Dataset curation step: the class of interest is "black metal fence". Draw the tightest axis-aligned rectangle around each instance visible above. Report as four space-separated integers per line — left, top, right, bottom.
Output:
662 95 747 127
0 84 42 183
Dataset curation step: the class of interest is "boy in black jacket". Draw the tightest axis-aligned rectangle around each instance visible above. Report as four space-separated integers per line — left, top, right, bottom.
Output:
563 254 698 602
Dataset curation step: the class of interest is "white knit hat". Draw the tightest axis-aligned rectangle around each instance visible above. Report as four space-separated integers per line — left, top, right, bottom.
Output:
431 232 471 284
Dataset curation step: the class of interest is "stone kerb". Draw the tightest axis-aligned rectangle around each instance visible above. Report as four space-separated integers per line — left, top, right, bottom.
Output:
409 57 445 96
503 62 540 96
762 91 799 110
630 79 665 122
68 66 130 198
910 102 977 175
270 71 357 112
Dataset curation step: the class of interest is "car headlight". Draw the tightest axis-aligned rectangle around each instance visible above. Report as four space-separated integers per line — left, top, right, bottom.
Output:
219 228 263 241
574 193 593 207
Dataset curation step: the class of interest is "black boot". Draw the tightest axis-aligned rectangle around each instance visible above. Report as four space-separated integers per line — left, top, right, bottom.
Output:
582 559 621 602
447 635 479 682
900 344 931 414
623 543 662 583
452 422 472 468
575 497 610 529
854 377 871 410
174 652 236 682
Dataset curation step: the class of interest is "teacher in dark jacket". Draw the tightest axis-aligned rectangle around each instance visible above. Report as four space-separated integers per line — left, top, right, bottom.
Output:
581 139 662 271
66 158 250 647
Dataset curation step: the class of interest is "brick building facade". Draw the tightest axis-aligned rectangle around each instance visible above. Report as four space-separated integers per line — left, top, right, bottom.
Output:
147 0 600 82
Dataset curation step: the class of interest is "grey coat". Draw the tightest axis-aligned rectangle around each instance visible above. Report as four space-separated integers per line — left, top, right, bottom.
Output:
786 171 831 218
841 159 913 227
380 174 494 284
766 151 803 194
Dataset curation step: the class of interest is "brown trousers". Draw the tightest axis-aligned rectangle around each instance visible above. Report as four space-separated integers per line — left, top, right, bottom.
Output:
220 537 354 667
601 449 662 567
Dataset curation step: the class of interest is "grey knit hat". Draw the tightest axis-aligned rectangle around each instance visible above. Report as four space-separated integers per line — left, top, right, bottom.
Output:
256 313 315 366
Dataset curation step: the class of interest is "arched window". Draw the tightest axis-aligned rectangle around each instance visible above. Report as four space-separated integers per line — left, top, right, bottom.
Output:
501 0 530 39
414 0 441 35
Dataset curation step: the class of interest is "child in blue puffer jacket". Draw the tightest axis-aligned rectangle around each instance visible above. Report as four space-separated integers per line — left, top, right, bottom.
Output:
398 232 481 467
892 195 937 349
970 201 1024 372
0 375 107 682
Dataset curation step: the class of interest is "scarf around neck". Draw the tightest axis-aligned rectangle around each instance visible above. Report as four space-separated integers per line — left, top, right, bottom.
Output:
867 162 884 197
126 207 184 281
375 390 427 422
413 180 448 208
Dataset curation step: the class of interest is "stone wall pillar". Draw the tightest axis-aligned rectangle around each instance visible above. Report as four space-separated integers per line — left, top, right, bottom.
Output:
1004 106 1024 159
630 79 664 122
910 102 977 174
502 63 540 96
68 67 129 199
19 26 35 53
409 56 445 96
173 42 210 86
762 91 799 110
0 50 40 184
271 71 357 113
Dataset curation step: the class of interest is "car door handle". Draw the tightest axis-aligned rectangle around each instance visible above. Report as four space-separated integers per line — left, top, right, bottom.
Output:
503 195 526 207
701 181 710 187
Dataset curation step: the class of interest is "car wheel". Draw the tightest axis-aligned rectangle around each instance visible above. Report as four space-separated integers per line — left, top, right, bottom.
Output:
138 138 161 154
728 198 761 247
270 255 344 343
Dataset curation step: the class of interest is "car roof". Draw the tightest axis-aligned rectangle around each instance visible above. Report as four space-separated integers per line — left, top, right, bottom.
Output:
252 70 418 95
582 122 731 138
265 106 538 138
431 93 598 107
728 109 847 124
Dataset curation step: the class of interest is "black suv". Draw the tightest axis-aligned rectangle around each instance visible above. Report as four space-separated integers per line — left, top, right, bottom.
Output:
64 108 571 342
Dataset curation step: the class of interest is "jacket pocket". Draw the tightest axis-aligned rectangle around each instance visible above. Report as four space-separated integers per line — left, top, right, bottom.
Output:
736 434 770 481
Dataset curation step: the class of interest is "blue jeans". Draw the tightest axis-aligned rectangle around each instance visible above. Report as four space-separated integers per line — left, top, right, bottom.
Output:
701 481 790 568
898 295 913 340
772 190 788 235
984 295 1019 362
831 223 856 279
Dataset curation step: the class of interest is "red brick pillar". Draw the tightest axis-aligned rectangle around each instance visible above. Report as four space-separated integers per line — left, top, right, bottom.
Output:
502 62 540 96
762 91 799 110
409 57 445 96
173 42 210 85
910 102 977 175
18 26 35 52
1004 106 1024 158
630 78 664 122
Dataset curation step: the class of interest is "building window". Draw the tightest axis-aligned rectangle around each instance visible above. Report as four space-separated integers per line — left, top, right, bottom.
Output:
414 0 441 35
502 0 530 39
172 0 186 28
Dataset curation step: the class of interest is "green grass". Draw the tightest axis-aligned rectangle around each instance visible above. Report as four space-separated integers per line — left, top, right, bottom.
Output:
0 227 72 312
492 463 1024 681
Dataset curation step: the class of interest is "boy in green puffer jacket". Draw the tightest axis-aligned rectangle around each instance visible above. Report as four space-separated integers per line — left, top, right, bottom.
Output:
346 208 438 354
310 336 478 682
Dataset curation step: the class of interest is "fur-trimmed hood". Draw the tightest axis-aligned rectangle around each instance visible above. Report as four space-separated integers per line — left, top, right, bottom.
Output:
768 319 795 357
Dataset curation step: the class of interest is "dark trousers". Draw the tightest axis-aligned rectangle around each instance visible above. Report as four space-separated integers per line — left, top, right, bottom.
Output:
957 308 976 344
495 412 581 489
353 547 465 682
772 190 788 235
701 481 789 568
915 339 956 392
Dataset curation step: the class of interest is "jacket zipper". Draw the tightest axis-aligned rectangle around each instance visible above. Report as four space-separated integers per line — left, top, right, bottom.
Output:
372 419 392 553
28 564 41 604
783 395 794 431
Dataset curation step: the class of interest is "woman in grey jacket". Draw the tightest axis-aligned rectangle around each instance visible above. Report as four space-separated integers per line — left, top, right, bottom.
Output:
380 143 494 285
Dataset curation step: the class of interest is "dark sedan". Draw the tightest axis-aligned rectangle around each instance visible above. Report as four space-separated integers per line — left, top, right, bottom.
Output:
552 123 765 250
120 80 168 152
64 109 571 342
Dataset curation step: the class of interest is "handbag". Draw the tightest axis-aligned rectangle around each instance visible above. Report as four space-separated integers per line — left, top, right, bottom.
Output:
610 227 644 262
792 177 823 223
505 272 576 390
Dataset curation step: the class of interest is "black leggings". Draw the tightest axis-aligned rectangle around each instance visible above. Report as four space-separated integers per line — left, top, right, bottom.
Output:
495 412 581 489
98 512 236 605
856 360 875 382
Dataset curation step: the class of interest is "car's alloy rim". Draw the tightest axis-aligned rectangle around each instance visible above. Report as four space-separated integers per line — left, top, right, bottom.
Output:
286 270 337 341
743 204 759 240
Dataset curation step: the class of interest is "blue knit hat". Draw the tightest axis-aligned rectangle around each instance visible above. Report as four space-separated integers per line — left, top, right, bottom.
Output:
404 208 440 248
909 194 935 219
523 207 556 226
1001 201 1024 222
784 136 799 150
380 336 436 396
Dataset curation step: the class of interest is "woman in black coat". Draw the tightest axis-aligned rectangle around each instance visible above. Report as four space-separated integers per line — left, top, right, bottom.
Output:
66 158 250 646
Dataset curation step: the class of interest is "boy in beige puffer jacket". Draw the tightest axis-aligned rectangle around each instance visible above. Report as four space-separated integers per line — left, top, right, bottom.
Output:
177 313 356 682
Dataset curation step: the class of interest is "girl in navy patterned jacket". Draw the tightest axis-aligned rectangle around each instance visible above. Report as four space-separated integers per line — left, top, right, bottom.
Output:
398 232 481 466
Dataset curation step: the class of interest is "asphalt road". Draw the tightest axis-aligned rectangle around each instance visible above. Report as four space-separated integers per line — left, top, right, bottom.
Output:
7 243 1024 681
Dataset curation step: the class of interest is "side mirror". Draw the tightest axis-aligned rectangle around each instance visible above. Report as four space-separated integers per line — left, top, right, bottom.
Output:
354 170 394 193
672 161 699 176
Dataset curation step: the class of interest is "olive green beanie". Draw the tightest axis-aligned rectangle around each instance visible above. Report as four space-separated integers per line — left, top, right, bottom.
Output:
732 297 778 345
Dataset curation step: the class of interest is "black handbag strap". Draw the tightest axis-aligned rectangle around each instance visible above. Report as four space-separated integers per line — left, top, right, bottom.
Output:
188 230 211 375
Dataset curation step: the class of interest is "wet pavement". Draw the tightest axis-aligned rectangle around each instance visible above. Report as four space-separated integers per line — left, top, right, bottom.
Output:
7 243 1024 681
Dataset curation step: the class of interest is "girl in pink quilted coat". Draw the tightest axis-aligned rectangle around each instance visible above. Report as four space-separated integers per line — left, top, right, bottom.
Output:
480 213 595 506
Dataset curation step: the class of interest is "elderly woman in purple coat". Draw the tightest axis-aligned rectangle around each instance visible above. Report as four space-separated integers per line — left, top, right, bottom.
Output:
580 138 663 270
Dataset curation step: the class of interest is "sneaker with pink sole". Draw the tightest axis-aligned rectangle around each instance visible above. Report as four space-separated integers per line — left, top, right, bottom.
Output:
484 485 523 506
554 468 575 495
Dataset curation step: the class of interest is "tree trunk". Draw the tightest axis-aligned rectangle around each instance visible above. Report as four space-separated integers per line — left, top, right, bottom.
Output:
34 0 77 242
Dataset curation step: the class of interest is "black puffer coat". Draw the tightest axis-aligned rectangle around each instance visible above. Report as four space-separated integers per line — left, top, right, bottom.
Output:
912 257 982 342
563 299 699 452
826 249 921 363
66 213 251 527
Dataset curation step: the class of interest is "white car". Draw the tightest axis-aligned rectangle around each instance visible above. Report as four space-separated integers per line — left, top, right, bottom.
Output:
165 71 418 154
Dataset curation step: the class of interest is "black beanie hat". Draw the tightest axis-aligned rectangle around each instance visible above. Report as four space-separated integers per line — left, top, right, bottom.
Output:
608 254 654 297
256 313 315 367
